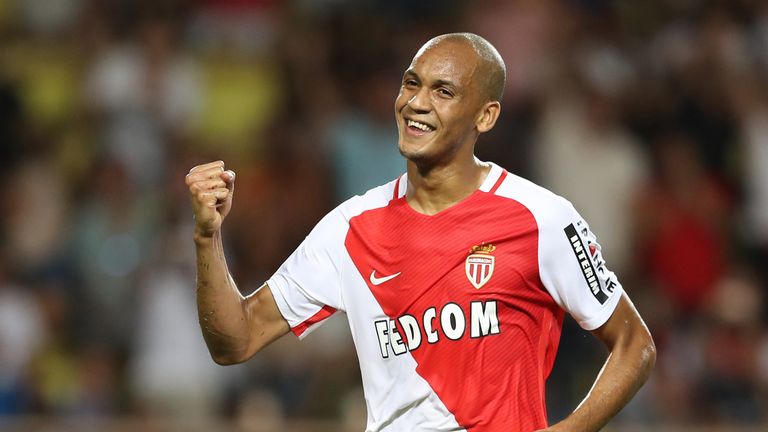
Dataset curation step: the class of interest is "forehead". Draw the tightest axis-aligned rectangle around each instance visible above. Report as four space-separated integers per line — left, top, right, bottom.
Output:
407 40 480 86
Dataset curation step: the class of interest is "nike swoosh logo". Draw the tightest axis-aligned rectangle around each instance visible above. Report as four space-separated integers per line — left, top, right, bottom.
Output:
369 270 401 285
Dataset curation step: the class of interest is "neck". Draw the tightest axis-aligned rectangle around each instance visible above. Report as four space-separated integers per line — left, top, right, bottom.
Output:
405 155 490 215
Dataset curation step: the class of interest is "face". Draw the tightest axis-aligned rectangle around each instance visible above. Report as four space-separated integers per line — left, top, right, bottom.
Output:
395 40 491 165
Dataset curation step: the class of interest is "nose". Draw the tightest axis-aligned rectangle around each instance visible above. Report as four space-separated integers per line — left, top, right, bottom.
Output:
407 87 430 113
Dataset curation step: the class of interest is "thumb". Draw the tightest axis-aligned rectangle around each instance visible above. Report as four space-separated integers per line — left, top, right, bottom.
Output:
222 170 236 192
218 170 236 217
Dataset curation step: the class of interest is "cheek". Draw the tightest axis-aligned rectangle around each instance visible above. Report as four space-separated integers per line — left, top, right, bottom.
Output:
394 90 407 109
436 108 472 136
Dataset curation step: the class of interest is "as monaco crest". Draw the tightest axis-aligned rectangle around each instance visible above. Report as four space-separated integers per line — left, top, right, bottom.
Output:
465 244 496 289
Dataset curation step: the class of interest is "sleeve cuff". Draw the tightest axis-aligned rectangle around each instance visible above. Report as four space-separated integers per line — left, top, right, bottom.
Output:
577 284 623 331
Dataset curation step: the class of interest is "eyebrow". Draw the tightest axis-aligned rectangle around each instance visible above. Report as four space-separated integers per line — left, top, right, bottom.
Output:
433 79 458 91
403 69 418 80
403 69 459 91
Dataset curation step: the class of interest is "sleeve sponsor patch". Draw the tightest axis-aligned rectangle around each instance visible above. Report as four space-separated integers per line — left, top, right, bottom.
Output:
564 223 610 304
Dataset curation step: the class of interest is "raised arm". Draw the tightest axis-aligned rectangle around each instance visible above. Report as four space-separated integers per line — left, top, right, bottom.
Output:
540 293 656 432
186 161 290 365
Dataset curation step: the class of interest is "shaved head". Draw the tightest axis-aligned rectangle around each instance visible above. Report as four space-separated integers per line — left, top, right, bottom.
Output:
396 32 505 165
418 33 506 102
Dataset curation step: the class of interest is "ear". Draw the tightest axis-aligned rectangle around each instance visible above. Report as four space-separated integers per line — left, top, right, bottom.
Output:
475 101 501 133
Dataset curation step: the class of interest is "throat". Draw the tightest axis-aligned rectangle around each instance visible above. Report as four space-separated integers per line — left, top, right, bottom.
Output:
405 160 492 216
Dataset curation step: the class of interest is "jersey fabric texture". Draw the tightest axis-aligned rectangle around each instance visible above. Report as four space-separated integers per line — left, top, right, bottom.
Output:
267 162 623 432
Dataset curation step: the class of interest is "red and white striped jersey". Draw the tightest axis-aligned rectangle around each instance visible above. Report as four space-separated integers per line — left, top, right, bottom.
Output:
267 162 622 431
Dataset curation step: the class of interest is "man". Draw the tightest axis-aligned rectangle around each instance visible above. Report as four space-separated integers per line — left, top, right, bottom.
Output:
186 33 655 431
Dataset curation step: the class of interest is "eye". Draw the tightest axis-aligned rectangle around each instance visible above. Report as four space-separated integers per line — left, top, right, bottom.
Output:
403 79 418 88
437 88 454 98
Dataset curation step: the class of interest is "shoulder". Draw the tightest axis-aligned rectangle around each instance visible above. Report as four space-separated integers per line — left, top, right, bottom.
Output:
492 169 579 230
306 176 403 242
338 176 402 217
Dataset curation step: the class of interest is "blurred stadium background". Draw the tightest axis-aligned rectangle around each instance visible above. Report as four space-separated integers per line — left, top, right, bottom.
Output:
0 0 767 430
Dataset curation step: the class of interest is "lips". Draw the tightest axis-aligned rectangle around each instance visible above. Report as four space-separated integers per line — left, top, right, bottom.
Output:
404 118 436 136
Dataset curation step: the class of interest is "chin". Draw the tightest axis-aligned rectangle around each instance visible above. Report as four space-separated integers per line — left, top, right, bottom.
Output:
398 139 423 161
398 145 434 167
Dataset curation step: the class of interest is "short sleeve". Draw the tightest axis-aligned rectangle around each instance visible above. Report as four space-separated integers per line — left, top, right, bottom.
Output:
267 208 347 339
538 199 623 330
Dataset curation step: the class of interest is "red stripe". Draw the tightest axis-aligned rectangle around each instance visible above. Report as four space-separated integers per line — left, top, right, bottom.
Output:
489 170 508 194
393 176 401 200
291 305 337 337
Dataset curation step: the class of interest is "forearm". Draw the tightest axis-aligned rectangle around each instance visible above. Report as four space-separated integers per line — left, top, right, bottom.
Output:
549 320 656 431
195 230 251 364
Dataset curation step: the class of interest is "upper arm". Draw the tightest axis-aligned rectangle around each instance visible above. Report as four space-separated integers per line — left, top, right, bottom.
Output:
534 198 654 354
264 206 349 339
591 292 655 357
538 199 623 331
242 283 291 356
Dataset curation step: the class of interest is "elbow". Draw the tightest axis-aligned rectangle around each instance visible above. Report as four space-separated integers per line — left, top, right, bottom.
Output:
639 329 657 378
210 352 244 366
208 341 265 366
647 337 657 370
208 346 254 366
617 323 657 380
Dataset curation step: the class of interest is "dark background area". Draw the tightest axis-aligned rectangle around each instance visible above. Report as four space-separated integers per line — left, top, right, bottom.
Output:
1 0 767 430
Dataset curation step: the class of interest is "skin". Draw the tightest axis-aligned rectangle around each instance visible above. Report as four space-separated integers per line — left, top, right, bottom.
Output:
186 161 289 365
187 35 656 430
395 39 501 215
541 293 656 432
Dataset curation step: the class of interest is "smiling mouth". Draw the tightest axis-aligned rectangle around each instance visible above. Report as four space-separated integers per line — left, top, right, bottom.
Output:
405 119 436 136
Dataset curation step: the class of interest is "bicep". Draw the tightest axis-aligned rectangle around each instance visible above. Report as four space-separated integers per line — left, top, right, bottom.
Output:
538 205 625 330
243 283 291 355
591 292 653 352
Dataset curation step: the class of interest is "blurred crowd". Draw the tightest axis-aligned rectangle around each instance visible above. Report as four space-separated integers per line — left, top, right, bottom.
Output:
1 0 767 429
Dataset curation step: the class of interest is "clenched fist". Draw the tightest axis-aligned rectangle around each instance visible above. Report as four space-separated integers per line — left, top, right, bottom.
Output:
186 160 235 239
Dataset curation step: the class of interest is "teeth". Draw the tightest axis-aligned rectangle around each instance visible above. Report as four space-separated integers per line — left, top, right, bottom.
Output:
407 119 432 132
